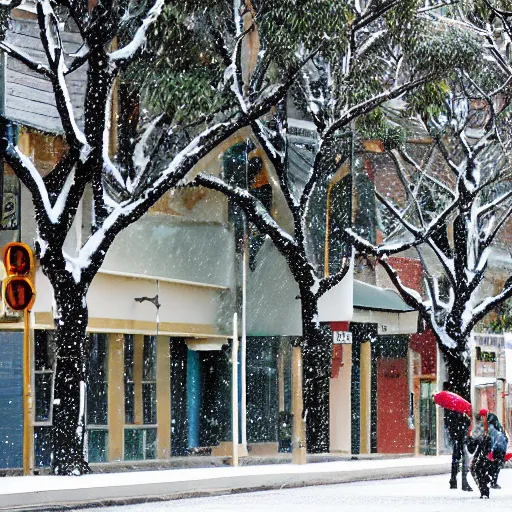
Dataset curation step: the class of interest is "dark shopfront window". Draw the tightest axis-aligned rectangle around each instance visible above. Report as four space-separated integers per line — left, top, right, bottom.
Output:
34 331 110 466
124 334 135 424
142 336 157 425
123 335 157 460
124 428 157 461
86 334 108 463
34 330 56 467
246 337 280 444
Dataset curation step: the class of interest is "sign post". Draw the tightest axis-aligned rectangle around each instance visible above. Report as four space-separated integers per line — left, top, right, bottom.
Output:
2 243 36 475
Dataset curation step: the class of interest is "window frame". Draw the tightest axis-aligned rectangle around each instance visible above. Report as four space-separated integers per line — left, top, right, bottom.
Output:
33 330 56 427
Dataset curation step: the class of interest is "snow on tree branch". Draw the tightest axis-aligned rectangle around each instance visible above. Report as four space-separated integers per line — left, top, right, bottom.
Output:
109 0 165 68
4 142 75 226
315 259 351 299
36 0 87 150
0 40 52 77
194 172 298 254
465 277 512 335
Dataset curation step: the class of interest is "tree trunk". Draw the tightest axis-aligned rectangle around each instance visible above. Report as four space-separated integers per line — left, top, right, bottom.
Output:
50 280 90 475
441 345 471 402
300 287 332 453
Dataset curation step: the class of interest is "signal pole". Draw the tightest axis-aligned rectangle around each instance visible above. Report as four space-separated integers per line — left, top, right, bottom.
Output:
23 308 33 475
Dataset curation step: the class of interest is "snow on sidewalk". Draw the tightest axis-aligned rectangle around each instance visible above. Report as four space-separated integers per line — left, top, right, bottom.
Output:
0 455 452 496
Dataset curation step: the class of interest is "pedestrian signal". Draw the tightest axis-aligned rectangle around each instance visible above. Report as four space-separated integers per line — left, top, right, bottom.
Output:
2 243 35 311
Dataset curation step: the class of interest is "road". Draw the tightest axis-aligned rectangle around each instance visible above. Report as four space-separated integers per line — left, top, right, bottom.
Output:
74 468 512 512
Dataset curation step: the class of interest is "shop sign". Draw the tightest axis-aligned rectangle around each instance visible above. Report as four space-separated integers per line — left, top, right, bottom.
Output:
333 331 352 344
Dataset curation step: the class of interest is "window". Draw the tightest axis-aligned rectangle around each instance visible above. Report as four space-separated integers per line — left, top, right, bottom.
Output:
124 334 135 424
124 428 156 461
142 335 157 425
86 334 108 463
123 335 157 460
34 331 56 424
34 330 56 467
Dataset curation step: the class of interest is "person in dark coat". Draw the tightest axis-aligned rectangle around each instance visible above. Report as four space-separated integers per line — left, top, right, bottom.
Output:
479 409 508 489
468 425 493 499
443 382 472 491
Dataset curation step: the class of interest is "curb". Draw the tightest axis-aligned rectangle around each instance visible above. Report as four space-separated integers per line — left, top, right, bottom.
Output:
0 462 451 511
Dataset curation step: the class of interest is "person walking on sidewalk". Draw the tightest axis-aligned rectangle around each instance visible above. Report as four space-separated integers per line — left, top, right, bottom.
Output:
443 382 472 491
479 409 508 490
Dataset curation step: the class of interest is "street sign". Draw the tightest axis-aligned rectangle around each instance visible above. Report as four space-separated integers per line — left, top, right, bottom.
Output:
333 331 352 344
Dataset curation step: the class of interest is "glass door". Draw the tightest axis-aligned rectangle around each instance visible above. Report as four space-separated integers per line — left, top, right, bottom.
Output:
419 380 436 455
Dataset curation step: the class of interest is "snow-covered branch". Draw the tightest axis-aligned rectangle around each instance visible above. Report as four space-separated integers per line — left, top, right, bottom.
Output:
465 277 512 335
194 173 298 253
315 260 351 300
0 41 52 77
324 75 434 138
378 257 430 316
250 119 299 219
109 0 165 68
36 0 87 150
480 200 512 251
3 141 76 228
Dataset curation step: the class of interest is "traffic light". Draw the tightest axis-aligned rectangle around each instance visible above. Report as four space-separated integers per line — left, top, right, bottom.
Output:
2 242 36 311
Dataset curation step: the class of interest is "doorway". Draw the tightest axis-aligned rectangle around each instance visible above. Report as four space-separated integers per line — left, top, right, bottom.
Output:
418 379 436 455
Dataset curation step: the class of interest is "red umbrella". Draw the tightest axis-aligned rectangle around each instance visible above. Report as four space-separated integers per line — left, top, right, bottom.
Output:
433 391 472 416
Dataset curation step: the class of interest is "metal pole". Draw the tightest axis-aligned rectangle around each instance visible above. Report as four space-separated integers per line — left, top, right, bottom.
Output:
23 308 33 475
231 313 239 467
240 247 247 448
292 345 306 464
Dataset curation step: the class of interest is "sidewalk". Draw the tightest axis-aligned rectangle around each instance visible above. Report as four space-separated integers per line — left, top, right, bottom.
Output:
0 455 452 511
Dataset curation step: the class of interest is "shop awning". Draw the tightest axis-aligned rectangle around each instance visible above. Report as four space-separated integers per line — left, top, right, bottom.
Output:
352 281 418 335
353 281 415 313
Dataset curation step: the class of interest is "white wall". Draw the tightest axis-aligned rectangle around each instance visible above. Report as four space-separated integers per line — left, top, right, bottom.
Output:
33 269 225 334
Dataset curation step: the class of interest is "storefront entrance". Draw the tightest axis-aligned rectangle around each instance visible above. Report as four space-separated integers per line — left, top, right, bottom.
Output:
418 379 436 455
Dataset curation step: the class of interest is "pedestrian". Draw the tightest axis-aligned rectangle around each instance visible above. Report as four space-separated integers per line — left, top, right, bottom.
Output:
467 408 507 498
479 408 508 490
443 382 472 491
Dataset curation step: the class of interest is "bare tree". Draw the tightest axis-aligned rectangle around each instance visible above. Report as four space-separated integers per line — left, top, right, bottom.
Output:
345 7 512 402
0 0 311 474
194 1 477 453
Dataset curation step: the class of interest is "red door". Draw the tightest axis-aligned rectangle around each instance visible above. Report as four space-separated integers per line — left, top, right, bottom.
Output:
377 358 414 453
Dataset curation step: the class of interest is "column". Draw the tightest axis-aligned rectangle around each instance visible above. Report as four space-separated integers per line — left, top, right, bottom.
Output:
157 335 171 459
108 333 124 461
359 340 371 454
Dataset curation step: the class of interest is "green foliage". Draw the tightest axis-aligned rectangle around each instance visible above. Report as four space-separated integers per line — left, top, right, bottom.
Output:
406 23 480 78
407 81 451 118
486 299 512 333
356 109 405 150
254 0 356 64
126 1 232 122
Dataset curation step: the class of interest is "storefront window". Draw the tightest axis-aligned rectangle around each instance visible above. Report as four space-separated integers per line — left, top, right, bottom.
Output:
34 331 56 424
123 335 157 460
87 429 108 463
33 330 56 466
142 336 157 425
124 428 156 461
86 334 108 463
124 334 135 424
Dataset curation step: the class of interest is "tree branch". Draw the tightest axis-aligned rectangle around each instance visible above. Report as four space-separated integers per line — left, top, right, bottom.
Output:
0 41 52 78
315 259 351 300
109 0 165 69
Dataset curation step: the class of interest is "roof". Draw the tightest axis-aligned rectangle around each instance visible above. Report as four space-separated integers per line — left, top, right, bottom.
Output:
353 280 415 313
4 18 87 133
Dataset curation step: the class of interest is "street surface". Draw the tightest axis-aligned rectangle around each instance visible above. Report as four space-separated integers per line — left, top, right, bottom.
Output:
75 469 512 511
